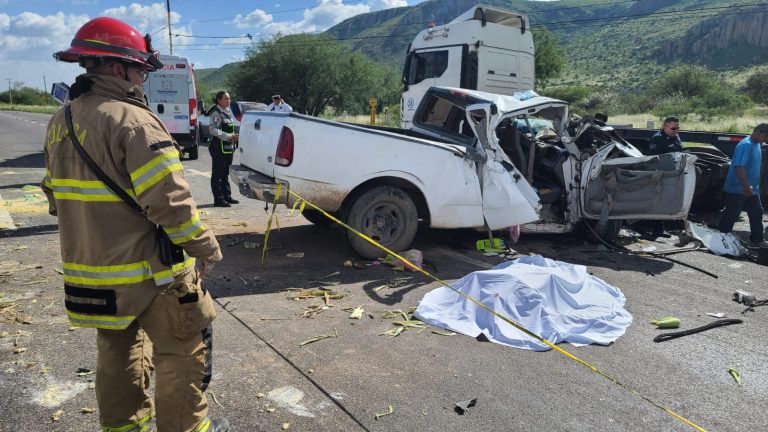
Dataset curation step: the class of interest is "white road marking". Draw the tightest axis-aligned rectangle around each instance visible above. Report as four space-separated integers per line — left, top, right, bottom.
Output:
185 168 211 178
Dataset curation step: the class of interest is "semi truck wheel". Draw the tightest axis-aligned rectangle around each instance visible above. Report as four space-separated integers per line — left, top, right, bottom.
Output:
344 186 418 259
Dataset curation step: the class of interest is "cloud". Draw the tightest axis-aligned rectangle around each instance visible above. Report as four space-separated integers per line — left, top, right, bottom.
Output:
368 0 408 9
265 0 370 35
101 3 193 55
234 9 273 29
0 12 89 58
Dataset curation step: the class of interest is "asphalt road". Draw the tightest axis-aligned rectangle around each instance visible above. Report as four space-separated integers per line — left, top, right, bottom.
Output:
0 109 766 432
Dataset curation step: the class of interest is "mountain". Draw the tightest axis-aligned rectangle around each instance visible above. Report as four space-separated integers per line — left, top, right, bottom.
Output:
198 0 768 92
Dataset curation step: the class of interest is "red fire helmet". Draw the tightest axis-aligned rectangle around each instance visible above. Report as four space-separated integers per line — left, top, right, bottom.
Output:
54 17 163 71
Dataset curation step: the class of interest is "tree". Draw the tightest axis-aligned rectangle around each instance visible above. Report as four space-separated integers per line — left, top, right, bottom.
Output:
533 29 565 90
647 65 747 119
229 34 400 116
746 71 768 104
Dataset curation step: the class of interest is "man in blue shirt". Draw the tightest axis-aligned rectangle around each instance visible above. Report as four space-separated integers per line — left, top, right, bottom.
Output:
717 124 768 248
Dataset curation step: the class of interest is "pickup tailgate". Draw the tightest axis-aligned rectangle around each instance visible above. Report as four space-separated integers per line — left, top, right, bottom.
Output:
238 112 289 177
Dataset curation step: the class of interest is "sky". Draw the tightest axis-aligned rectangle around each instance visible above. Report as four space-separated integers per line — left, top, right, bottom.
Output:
0 0 427 92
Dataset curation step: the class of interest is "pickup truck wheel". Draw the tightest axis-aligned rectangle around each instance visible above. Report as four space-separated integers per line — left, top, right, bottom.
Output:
582 219 623 243
301 209 333 227
345 186 418 259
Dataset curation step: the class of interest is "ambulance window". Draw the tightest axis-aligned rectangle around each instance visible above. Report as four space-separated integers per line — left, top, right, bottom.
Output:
408 50 449 85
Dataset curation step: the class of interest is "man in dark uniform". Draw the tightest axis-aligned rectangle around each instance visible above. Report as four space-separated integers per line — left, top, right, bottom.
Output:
647 116 683 155
646 116 684 237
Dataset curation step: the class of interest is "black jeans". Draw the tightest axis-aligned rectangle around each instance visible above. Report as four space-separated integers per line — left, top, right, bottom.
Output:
717 192 764 243
209 144 233 201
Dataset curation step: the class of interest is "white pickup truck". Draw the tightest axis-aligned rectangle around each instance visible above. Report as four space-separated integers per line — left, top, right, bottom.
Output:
230 87 696 258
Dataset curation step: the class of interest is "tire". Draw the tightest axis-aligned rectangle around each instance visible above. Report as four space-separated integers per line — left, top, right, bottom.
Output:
301 208 333 227
187 145 199 160
344 186 418 259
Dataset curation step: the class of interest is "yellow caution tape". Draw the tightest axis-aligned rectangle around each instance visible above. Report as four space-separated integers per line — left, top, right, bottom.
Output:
287 189 708 432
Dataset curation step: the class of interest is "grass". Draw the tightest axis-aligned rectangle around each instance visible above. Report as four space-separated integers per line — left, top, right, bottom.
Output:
608 111 765 134
0 104 60 115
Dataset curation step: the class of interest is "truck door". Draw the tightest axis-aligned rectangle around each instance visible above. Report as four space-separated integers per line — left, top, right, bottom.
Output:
476 45 534 95
401 46 463 128
463 103 540 229
580 144 697 222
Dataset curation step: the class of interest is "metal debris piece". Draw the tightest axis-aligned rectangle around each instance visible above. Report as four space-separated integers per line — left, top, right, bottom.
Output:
374 405 393 420
454 398 477 415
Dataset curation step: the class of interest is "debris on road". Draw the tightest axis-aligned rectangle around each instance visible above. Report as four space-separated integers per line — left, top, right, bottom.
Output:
379 249 423 272
289 288 346 301
52 409 64 422
243 241 260 249
706 312 726 318
687 222 746 257
282 423 290 430
727 367 741 385
286 252 304 258
299 328 338 346
374 405 393 420
454 398 477 415
381 320 427 337
431 329 456 336
80 408 96 414
232 221 248 227
345 306 364 319
651 317 681 329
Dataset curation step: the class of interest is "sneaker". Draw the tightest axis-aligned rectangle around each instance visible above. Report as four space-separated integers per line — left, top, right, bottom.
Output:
213 200 231 208
747 240 768 249
225 197 240 204
209 418 230 432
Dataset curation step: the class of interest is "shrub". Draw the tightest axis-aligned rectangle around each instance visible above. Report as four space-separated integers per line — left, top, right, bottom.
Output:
745 71 768 104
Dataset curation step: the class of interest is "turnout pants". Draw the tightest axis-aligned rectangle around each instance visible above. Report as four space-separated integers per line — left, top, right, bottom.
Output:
96 270 216 432
209 144 233 202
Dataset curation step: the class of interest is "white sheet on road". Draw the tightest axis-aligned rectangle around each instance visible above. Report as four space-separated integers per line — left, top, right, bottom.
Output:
414 255 633 351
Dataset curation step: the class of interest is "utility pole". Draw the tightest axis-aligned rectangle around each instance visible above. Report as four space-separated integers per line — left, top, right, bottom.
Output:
5 79 12 105
43 75 48 105
166 0 173 55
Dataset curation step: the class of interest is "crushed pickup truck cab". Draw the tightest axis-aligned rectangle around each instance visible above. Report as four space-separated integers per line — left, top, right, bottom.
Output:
231 87 696 258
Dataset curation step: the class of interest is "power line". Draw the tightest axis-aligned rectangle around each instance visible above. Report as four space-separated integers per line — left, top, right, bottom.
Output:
170 2 767 52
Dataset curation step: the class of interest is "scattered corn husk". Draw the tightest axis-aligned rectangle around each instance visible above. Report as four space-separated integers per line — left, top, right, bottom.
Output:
80 408 96 414
266 407 275 413
382 309 409 321
52 409 64 421
286 252 304 258
299 328 338 346
381 320 427 337
9 245 28 252
232 221 248 227
346 306 364 320
727 367 741 385
375 405 393 420
20 278 48 286
208 390 225 408
256 393 265 399
290 289 346 301
302 304 329 318
431 329 457 336
13 347 27 354
282 422 290 430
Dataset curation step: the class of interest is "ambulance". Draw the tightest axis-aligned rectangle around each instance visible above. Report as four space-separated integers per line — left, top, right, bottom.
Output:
144 54 200 159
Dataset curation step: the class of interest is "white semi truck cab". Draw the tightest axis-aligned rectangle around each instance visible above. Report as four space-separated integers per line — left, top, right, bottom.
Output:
401 4 535 129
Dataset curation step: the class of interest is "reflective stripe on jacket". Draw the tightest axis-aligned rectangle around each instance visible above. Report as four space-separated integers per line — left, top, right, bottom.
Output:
41 74 221 330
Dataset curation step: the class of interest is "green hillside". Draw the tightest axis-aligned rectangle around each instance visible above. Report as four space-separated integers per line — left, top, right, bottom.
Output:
198 0 768 93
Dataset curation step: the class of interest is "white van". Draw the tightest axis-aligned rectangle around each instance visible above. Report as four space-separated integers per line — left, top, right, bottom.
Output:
401 5 535 128
144 54 200 159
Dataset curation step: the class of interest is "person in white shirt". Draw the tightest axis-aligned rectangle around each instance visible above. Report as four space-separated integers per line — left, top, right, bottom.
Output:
268 94 293 113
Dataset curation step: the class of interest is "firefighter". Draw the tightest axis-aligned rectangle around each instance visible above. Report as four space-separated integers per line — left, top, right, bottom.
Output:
208 91 239 207
44 17 229 432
